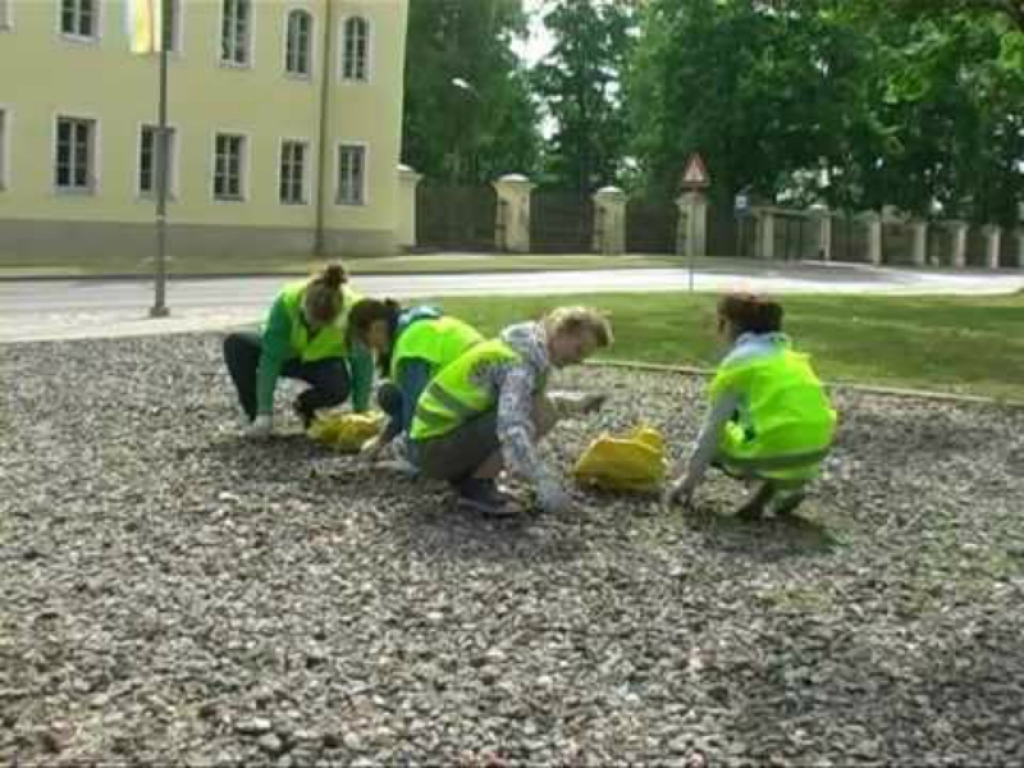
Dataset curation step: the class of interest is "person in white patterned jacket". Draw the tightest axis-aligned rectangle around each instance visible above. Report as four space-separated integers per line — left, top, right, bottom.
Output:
408 307 613 516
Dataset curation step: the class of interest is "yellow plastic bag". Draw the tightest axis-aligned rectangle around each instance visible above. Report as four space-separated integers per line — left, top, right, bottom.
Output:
573 425 668 493
307 410 384 453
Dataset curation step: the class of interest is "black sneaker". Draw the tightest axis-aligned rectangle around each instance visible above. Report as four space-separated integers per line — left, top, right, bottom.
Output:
770 490 807 518
456 478 520 517
293 399 315 430
734 481 776 521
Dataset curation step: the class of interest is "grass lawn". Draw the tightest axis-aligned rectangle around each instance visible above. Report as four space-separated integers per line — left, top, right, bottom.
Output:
427 291 1024 403
0 252 686 278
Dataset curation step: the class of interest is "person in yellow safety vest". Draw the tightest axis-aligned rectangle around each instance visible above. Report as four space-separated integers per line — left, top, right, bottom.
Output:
222 263 373 438
342 299 485 465
665 293 837 520
409 306 613 517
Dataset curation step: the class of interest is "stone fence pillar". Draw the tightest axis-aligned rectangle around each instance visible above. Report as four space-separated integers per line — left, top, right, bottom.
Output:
492 174 534 253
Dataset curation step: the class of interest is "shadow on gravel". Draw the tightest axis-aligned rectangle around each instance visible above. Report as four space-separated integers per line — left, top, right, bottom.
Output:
681 507 840 562
395 504 591 568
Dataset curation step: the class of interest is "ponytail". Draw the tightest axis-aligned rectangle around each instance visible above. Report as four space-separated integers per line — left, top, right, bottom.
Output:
303 261 348 325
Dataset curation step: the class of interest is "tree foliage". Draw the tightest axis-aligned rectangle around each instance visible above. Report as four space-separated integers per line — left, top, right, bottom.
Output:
402 0 540 184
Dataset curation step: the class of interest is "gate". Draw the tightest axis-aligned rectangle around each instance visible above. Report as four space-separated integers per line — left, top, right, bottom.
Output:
927 224 953 266
530 189 594 254
965 227 987 267
882 221 914 266
625 198 677 254
416 182 497 252
774 212 818 261
831 214 870 263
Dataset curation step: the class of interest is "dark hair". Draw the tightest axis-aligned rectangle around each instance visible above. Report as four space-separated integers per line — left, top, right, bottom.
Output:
717 293 784 336
303 262 348 324
347 298 403 373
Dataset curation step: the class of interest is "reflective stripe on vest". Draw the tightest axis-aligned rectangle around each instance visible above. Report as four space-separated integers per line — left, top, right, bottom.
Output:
720 445 831 471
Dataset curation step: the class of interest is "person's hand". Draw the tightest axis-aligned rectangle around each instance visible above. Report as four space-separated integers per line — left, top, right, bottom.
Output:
245 413 273 439
537 476 573 514
359 434 386 462
664 476 696 509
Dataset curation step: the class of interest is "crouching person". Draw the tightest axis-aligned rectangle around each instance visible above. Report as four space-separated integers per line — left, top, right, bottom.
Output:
409 307 613 516
665 293 837 520
222 262 373 437
344 300 484 464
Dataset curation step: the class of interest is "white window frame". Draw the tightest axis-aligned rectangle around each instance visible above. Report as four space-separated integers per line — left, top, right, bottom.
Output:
0 107 9 190
339 15 371 83
53 114 100 195
284 7 314 79
219 0 253 68
58 0 101 43
1 0 13 31
211 131 249 202
278 138 311 205
335 142 368 206
136 123 179 200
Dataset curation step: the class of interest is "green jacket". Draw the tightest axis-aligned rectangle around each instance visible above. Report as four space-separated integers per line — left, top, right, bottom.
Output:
256 280 373 414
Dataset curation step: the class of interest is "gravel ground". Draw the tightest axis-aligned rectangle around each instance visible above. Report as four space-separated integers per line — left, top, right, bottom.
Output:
2 333 1024 766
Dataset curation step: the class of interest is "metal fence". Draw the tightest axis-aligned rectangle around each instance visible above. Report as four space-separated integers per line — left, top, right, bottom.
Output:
416 182 497 252
625 199 677 254
530 189 595 254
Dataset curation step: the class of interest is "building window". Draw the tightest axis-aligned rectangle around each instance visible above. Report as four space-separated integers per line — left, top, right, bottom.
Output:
214 133 245 200
285 9 312 76
60 0 97 38
336 144 365 205
139 125 177 197
220 0 250 65
341 16 369 81
0 110 7 189
55 117 96 192
280 140 308 205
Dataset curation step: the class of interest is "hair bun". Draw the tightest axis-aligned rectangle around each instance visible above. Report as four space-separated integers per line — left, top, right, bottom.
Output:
322 262 348 289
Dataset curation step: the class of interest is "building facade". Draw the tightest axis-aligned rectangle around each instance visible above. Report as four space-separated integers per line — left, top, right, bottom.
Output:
0 0 409 263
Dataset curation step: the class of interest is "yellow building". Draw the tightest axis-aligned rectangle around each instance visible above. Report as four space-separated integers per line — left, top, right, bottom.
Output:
0 0 409 262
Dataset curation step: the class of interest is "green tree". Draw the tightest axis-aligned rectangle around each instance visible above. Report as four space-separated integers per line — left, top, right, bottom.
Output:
402 0 540 183
531 0 637 193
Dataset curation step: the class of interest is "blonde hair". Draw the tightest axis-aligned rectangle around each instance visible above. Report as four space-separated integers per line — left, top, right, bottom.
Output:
303 262 347 324
543 306 614 348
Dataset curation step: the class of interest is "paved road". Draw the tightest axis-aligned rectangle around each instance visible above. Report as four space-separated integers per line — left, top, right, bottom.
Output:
1 262 1021 343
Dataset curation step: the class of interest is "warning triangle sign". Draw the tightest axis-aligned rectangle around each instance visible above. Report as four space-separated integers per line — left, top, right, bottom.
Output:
681 153 710 187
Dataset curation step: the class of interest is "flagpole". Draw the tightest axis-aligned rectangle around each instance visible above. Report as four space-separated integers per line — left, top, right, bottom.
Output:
150 0 170 318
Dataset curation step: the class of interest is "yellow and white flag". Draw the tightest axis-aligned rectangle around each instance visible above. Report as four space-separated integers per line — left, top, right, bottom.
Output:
128 0 163 54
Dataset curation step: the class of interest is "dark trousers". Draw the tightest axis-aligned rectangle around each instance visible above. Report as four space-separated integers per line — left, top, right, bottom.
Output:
223 332 350 422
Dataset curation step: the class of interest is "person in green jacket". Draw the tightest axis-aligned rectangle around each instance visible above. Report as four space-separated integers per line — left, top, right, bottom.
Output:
665 293 837 520
222 263 374 438
341 299 484 463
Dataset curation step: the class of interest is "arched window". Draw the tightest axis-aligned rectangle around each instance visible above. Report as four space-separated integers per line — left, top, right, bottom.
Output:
341 16 369 81
285 9 313 76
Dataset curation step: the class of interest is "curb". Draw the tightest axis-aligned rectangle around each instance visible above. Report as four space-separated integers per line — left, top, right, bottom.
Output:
586 359 1024 410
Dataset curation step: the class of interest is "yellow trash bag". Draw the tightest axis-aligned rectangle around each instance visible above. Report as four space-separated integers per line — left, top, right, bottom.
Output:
307 410 384 453
573 425 668 493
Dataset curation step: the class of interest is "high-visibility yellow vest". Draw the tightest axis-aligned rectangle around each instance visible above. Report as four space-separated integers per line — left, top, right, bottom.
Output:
709 345 837 482
410 339 524 441
390 316 484 381
277 280 361 363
